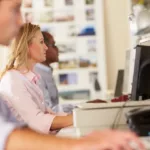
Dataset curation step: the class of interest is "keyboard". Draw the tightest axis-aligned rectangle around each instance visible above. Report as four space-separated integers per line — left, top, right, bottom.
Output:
141 137 150 150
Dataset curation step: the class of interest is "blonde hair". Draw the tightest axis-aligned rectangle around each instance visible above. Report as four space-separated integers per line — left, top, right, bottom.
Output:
1 23 40 78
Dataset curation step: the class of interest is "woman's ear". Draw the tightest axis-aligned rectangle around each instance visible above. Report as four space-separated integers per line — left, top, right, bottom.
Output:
27 45 31 59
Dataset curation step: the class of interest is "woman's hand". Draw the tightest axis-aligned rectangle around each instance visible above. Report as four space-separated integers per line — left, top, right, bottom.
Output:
51 114 73 130
73 129 145 150
87 99 107 103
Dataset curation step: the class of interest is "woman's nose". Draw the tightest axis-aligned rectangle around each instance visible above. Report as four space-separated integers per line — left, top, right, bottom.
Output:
44 43 48 50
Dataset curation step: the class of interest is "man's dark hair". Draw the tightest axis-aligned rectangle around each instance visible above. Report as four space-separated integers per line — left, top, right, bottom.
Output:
42 31 51 46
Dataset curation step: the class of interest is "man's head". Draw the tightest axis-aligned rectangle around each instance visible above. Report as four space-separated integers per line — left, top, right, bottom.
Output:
0 0 22 45
42 31 59 64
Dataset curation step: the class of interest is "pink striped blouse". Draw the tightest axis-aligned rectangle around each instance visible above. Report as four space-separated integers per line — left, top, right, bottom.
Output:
0 69 65 134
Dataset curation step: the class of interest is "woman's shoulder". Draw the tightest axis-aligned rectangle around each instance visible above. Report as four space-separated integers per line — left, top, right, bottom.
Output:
0 70 28 96
4 69 21 77
1 69 23 82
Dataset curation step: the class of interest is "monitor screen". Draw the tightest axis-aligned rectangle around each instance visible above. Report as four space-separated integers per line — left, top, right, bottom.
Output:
114 70 124 97
131 45 150 100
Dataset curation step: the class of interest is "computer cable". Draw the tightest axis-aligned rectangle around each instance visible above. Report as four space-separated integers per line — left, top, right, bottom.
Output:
111 95 131 129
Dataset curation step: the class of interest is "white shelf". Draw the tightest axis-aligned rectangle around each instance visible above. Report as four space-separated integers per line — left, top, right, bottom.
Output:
37 21 95 28
84 5 95 9
73 35 96 38
21 7 74 12
57 36 96 43
38 21 75 27
58 85 90 92
21 8 33 12
53 68 98 74
21 0 107 100
59 52 97 58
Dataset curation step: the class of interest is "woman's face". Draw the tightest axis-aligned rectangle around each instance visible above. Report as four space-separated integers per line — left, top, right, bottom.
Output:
28 30 48 63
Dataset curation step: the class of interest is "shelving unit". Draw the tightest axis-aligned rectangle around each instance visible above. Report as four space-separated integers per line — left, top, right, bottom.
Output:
22 0 107 102
125 0 150 95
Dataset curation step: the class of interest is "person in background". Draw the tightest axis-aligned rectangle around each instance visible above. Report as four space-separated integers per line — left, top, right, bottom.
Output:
35 31 76 113
34 31 59 110
35 31 106 113
0 0 145 150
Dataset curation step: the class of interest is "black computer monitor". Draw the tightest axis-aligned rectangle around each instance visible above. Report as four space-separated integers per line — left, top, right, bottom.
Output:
114 70 124 97
131 45 150 100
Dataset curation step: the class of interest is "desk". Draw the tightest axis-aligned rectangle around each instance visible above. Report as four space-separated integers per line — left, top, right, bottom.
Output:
57 126 78 138
73 100 150 136
57 101 150 149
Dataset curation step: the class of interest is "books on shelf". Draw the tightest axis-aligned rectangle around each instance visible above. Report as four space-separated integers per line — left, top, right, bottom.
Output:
22 0 106 100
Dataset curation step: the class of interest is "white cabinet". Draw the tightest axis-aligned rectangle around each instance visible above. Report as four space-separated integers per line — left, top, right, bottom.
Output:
22 0 107 102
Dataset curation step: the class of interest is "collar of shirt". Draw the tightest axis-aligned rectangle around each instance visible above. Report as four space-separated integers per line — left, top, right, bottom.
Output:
24 71 41 84
35 63 52 73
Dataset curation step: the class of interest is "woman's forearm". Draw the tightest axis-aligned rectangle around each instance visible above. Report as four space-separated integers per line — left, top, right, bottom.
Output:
6 127 77 150
5 126 145 150
51 114 73 130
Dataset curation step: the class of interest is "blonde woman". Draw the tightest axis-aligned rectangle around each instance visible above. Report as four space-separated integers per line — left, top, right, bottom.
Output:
0 23 73 134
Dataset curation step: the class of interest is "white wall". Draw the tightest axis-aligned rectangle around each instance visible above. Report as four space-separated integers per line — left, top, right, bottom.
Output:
104 0 132 90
